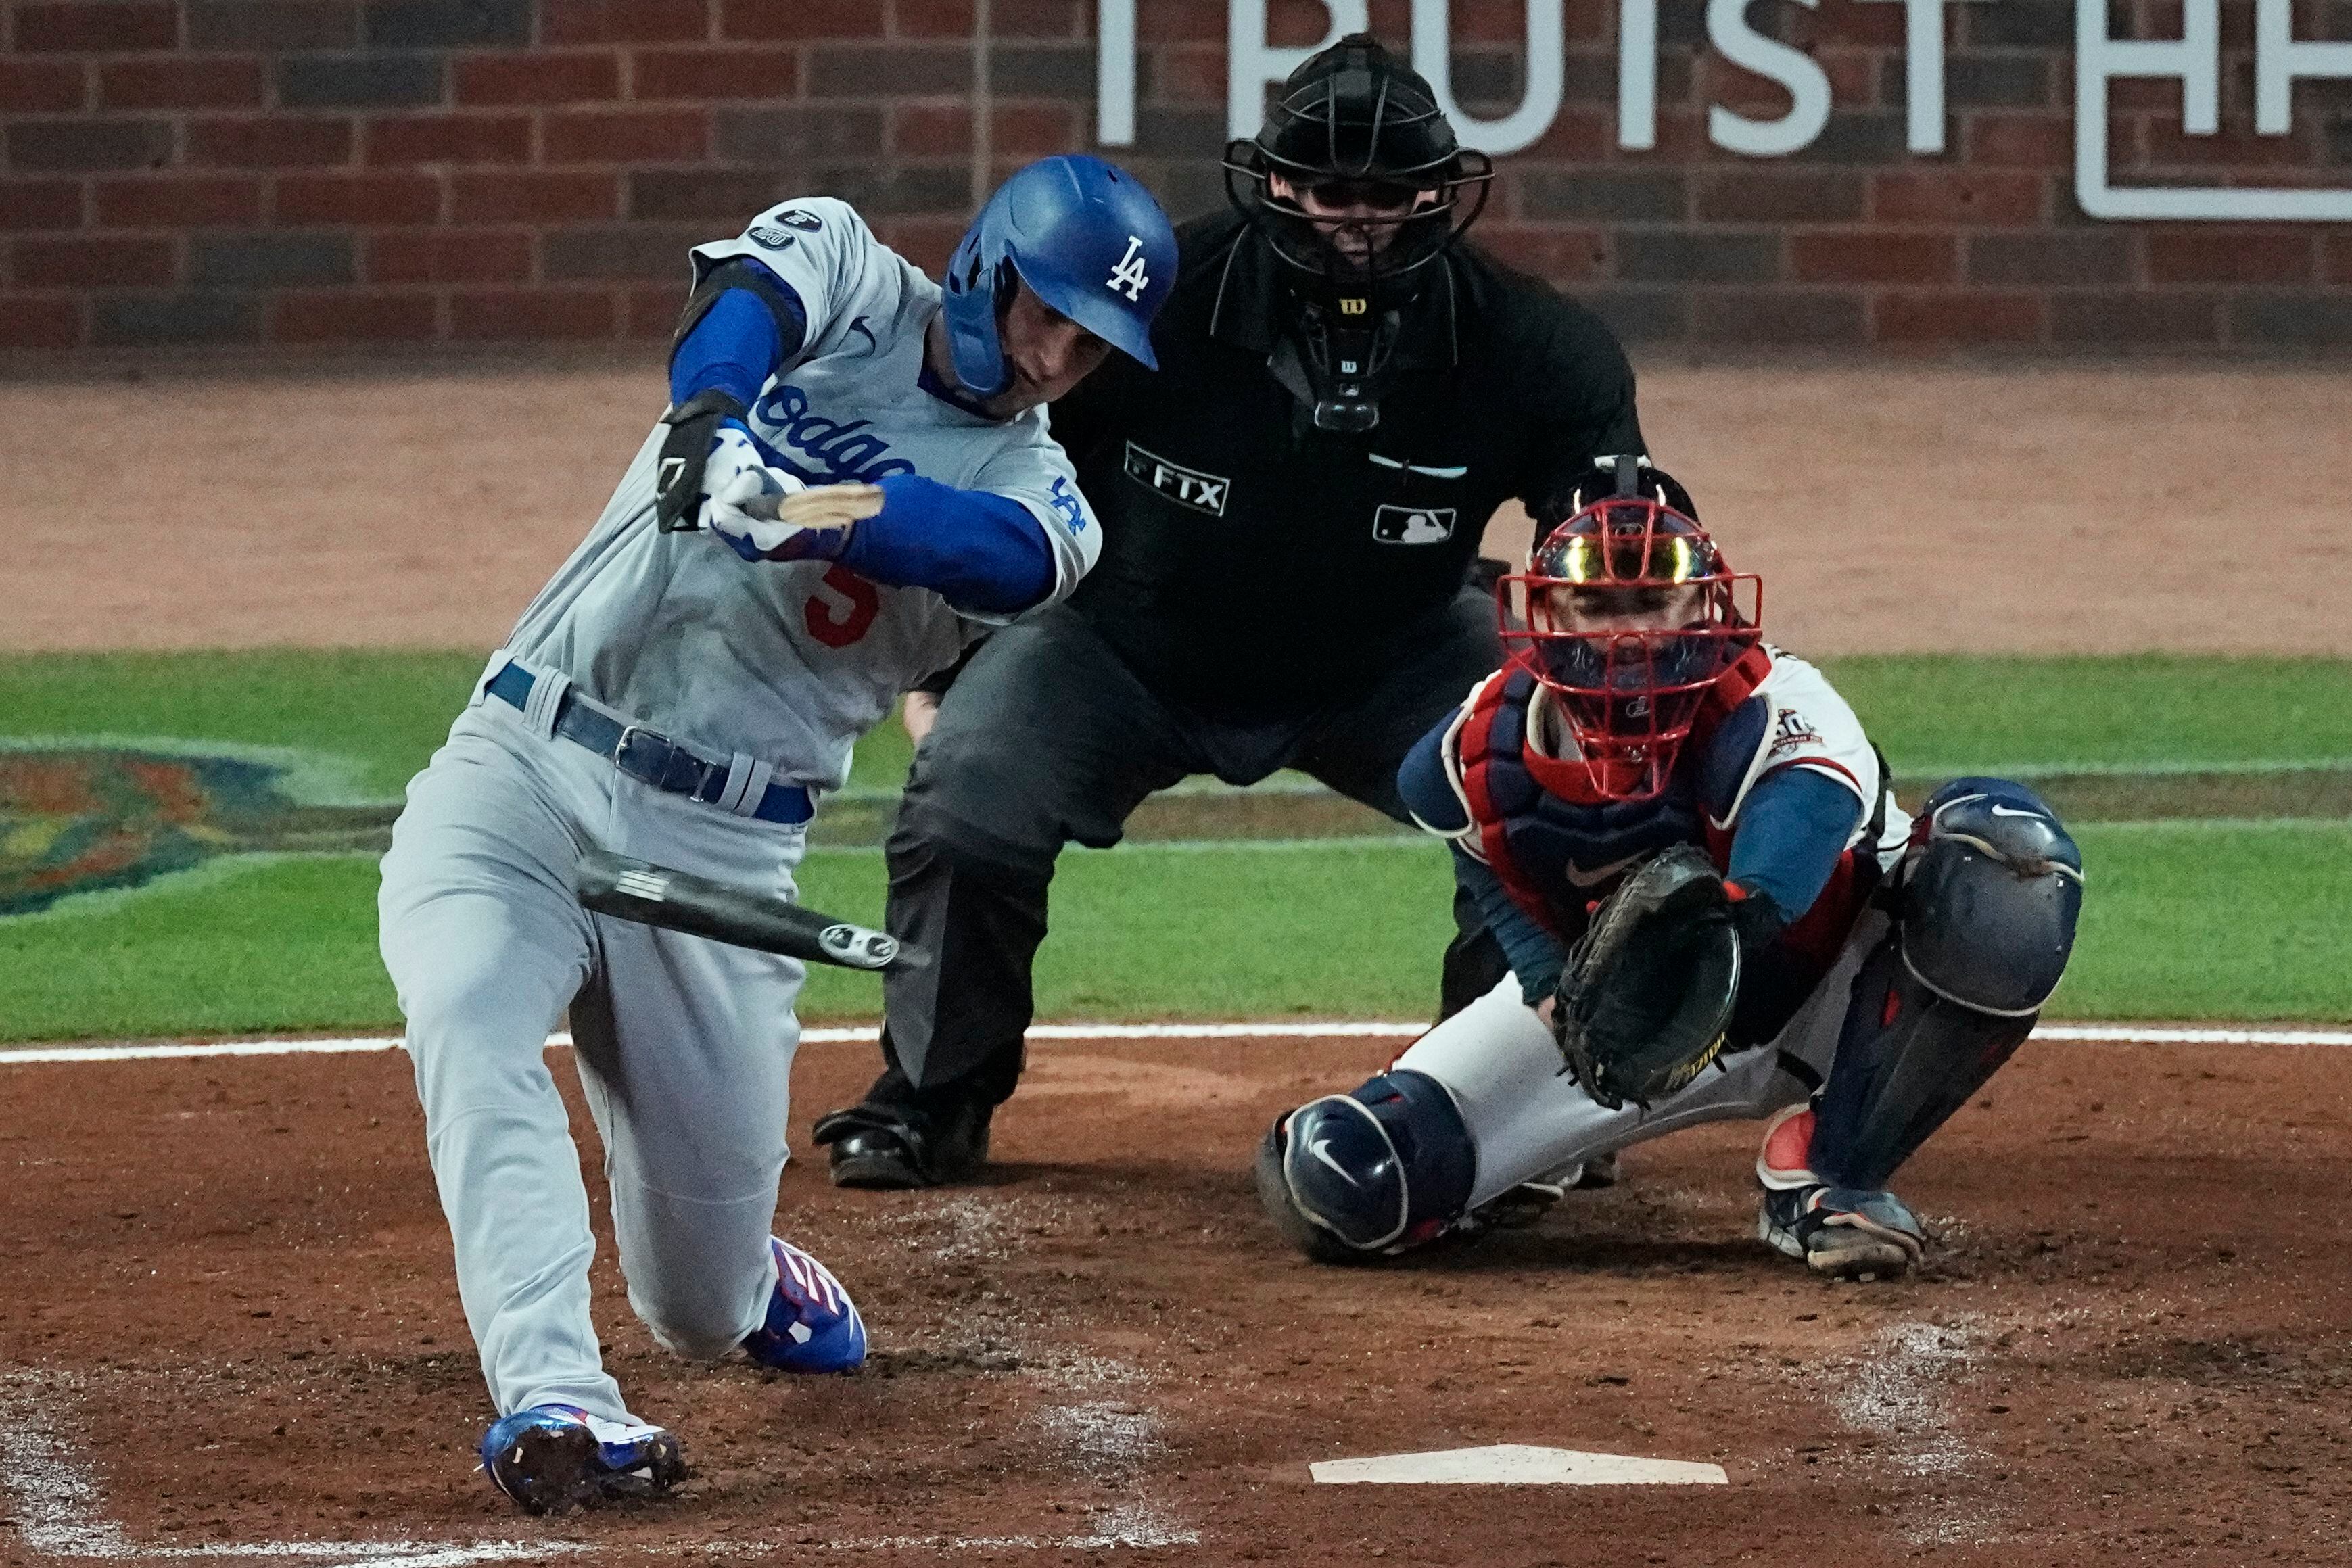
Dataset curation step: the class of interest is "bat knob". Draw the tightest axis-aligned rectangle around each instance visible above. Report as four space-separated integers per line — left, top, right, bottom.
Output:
817 923 897 970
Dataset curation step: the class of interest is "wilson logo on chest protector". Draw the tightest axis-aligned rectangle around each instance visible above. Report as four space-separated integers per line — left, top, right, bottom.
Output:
750 384 919 483
1123 441 1229 516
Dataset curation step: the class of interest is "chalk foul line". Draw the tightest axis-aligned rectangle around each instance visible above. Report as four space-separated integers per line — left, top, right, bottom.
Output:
2 1020 2349 1066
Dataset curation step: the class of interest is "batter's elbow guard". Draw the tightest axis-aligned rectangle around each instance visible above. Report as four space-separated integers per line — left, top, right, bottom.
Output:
1902 777 2084 1015
1254 1070 1476 1263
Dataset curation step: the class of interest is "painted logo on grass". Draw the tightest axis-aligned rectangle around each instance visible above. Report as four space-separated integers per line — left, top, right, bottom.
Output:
0 748 392 917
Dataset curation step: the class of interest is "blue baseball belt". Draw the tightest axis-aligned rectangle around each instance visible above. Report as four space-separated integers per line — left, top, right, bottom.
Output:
485 661 814 826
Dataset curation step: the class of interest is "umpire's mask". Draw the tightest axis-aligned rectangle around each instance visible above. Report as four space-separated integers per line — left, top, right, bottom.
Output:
1221 32 1492 433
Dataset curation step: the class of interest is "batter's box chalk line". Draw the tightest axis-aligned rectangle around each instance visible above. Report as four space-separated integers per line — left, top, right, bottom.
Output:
1309 1444 1726 1486
0 1362 1198 1561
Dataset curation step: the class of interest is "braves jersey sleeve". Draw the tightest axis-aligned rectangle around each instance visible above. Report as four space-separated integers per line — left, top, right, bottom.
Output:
688 198 911 362
1702 650 1895 853
960 431 1102 619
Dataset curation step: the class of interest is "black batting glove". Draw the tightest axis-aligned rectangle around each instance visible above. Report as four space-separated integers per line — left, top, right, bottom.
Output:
653 387 749 533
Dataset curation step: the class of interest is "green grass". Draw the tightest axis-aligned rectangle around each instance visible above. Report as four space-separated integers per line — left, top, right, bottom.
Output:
4 824 2344 1042
0 856 396 1041
2058 821 2352 1022
0 650 923 797
1 650 486 798
3 649 2348 1040
8 650 2344 809
1820 654 2352 775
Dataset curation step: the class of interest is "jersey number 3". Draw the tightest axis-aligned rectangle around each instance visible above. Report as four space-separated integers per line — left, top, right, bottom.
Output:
803 563 880 649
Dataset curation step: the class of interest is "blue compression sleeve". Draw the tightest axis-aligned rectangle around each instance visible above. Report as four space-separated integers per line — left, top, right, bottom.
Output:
668 268 806 408
1455 848 1568 1007
840 475 1055 615
1726 767 1866 920
1397 717 1469 834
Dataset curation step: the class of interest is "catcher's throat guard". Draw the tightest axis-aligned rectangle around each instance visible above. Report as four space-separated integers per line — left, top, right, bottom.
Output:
1551 844 1742 1110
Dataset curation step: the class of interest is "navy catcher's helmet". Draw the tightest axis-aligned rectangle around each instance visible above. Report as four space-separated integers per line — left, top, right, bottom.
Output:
1501 457 1761 801
941 153 1176 400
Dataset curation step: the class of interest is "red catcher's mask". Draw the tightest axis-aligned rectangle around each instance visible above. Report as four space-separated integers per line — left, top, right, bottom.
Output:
1497 498 1762 801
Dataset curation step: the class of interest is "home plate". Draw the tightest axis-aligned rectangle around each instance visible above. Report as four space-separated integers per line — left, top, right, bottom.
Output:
1310 1444 1728 1486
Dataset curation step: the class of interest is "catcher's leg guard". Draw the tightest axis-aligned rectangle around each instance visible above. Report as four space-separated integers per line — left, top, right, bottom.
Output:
1254 1070 1476 1262
1808 778 2083 1191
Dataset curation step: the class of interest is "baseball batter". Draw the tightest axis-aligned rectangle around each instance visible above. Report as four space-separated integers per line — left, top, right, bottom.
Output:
376 155 1174 1512
1257 459 2085 1280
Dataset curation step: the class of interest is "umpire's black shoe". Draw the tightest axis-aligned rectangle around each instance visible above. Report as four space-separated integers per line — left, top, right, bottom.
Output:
811 1102 991 1189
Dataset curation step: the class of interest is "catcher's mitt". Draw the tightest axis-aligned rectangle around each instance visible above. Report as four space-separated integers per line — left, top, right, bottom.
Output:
1551 844 1741 1110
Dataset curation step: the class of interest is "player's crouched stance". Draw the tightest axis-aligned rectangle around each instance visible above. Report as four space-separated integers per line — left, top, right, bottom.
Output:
1256 459 2083 1281
378 156 1174 1513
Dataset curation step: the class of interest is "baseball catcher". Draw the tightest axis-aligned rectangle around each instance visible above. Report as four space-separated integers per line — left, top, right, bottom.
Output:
1256 458 2084 1279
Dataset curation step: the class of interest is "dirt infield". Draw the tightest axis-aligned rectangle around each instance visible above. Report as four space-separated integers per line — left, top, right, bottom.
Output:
6 1032 2351 1566
5 358 2348 656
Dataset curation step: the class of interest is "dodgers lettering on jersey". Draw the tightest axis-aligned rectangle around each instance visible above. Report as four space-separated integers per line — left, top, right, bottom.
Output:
499 198 1102 793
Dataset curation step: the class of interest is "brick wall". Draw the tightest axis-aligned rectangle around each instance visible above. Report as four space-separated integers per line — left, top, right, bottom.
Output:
2 0 2348 353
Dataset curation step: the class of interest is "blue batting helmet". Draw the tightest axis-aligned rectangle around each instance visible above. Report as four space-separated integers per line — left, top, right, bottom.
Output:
940 153 1176 398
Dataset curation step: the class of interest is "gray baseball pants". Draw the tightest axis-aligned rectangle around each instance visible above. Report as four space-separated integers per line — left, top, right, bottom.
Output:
378 685 806 1425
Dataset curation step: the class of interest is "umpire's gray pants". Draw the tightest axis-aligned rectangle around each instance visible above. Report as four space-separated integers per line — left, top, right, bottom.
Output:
379 692 805 1424
871 592 1505 1108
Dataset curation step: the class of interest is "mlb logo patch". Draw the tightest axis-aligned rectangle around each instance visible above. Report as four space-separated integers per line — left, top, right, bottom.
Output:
1373 505 1456 544
778 209 824 231
748 226 797 250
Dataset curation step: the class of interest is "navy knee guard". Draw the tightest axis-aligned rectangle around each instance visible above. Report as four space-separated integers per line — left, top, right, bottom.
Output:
1810 778 2084 1191
1902 778 2083 1014
1254 1070 1476 1262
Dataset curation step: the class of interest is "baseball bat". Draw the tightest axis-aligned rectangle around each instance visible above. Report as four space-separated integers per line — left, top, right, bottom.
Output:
575 848 923 974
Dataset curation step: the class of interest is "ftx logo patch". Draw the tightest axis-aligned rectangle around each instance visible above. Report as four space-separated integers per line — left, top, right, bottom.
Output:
748 227 796 250
1373 505 1456 544
1123 441 1228 515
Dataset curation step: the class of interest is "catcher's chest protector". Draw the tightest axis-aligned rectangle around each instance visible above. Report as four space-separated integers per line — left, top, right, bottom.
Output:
1459 668 1708 933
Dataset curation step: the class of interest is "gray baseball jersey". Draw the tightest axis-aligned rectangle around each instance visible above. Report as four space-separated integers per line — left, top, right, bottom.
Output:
505 197 1102 792
381 197 1096 1432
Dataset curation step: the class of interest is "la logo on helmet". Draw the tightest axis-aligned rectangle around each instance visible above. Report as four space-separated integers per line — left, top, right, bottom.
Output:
1106 235 1150 301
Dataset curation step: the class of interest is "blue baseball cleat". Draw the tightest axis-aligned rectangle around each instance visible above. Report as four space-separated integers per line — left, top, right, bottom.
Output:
742 1235 868 1373
478 1404 686 1515
1755 1104 1927 1281
1758 1184 1927 1280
